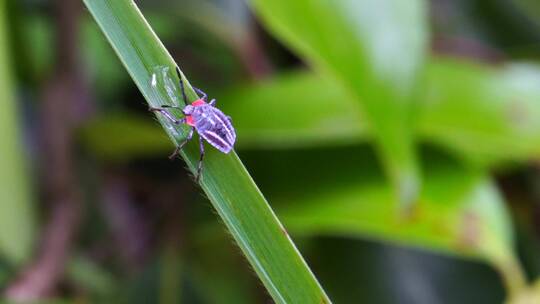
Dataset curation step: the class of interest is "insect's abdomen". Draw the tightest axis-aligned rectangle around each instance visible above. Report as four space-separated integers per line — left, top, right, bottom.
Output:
193 106 236 153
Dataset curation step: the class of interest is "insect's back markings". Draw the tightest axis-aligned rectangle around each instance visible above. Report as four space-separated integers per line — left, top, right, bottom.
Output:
150 66 237 182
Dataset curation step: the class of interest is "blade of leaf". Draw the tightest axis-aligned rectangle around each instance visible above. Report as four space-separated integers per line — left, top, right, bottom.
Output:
279 169 525 296
0 0 36 264
82 1 331 303
244 146 524 296
249 0 428 206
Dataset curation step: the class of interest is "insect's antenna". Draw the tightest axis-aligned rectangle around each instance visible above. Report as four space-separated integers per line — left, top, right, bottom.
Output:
176 66 188 104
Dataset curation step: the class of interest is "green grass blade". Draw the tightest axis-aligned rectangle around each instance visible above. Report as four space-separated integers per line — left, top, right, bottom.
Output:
82 1 331 302
249 0 428 207
0 0 36 264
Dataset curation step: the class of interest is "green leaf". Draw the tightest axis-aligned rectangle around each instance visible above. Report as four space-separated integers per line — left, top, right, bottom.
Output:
421 57 540 166
280 164 508 259
279 167 524 294
221 71 367 149
246 146 523 295
82 1 331 303
249 0 429 206
0 0 35 264
221 58 540 166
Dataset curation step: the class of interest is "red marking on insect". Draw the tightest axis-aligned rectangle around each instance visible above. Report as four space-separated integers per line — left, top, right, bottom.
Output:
185 115 195 126
192 99 205 106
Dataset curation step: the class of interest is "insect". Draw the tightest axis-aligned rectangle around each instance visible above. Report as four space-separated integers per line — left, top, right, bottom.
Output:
149 67 236 182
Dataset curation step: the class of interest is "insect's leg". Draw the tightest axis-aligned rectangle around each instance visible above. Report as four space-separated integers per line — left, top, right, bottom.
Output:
169 127 194 159
195 135 205 183
149 107 185 125
193 86 208 101
209 99 216 106
176 66 188 104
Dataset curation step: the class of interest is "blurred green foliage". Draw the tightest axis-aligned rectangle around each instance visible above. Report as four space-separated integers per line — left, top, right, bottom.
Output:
2 0 540 303
0 0 35 265
250 0 428 209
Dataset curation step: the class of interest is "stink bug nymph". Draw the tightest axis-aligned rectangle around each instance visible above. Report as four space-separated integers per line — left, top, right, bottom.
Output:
150 67 236 182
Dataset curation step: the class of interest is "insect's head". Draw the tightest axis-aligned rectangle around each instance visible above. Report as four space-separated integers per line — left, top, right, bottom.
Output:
182 105 194 115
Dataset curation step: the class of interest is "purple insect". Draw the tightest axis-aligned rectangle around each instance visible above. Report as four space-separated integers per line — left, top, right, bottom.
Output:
150 67 236 182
